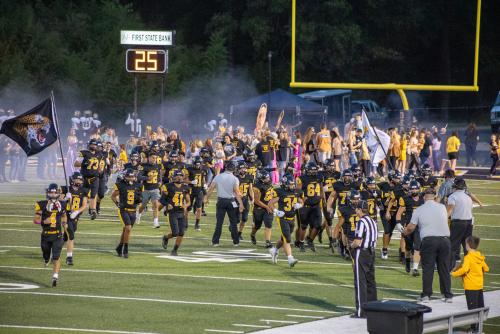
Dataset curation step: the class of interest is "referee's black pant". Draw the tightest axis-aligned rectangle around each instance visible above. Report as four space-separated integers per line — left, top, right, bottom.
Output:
421 236 453 298
449 219 472 270
353 248 377 317
212 198 239 245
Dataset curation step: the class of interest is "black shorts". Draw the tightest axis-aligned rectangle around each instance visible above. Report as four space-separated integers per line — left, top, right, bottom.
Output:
448 152 458 160
118 209 136 226
382 213 397 235
253 207 273 229
83 176 99 198
299 205 322 230
169 211 186 236
191 188 204 209
404 225 421 252
64 219 78 241
238 198 250 223
41 234 64 261
97 174 107 199
277 216 295 244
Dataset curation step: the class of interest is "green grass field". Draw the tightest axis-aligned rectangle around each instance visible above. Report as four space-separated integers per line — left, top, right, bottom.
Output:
1 178 500 334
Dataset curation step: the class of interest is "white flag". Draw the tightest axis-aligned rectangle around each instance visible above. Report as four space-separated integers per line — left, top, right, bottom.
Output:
361 111 390 166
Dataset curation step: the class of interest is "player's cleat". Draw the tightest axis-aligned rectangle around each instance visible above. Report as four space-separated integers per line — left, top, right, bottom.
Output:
66 257 73 266
233 242 239 247
211 243 220 247
136 213 141 224
307 239 316 252
51 277 58 287
123 252 129 259
195 223 201 231
399 250 405 264
115 245 123 257
90 210 97 220
170 249 178 256
381 249 388 260
317 228 323 244
344 253 351 261
288 258 298 268
162 235 169 250
412 269 420 277
299 242 306 252
269 247 278 264
153 221 160 229
417 296 430 303
238 232 243 241
265 241 273 249
405 259 411 273
250 234 257 245
329 240 336 254
44 260 49 267
294 240 301 248
202 211 207 216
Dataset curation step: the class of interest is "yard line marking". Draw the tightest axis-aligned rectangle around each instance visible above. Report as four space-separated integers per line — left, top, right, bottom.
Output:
0 290 338 314
232 324 271 328
205 330 244 334
0 263 452 293
286 314 326 319
0 324 160 334
484 323 500 327
260 319 298 324
0 222 21 225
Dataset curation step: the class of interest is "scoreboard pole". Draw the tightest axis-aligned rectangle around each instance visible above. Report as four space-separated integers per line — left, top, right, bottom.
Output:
134 74 138 120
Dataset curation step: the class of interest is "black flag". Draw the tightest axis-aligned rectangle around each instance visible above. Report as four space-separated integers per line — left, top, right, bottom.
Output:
0 98 58 156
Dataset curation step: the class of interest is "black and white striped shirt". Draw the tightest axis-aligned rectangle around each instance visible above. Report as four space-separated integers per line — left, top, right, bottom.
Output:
355 215 378 249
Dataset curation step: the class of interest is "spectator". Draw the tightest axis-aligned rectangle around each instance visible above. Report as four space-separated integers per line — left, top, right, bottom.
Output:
489 134 499 178
446 131 461 172
389 128 400 170
118 143 128 169
277 130 291 179
431 128 442 174
331 128 343 171
156 126 167 142
214 142 225 175
464 123 479 167
419 129 433 167
397 130 407 174
66 128 79 175
255 131 273 169
316 123 332 163
222 133 236 161
293 131 302 176
8 141 21 182
303 127 316 163
408 129 419 170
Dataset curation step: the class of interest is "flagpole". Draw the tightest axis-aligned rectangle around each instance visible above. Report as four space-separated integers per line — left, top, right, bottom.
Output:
50 91 69 188
364 111 394 171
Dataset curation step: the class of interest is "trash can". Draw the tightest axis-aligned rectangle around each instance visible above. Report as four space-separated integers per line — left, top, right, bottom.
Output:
363 300 432 334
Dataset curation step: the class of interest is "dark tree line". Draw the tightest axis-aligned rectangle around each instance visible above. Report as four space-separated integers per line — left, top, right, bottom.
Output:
1 0 499 122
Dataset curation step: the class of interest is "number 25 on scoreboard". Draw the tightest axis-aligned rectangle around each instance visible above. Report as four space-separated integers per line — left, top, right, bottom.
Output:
126 49 167 74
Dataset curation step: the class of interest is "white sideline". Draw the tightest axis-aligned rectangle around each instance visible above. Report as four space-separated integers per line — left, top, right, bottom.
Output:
0 324 160 334
251 290 500 334
232 324 271 328
0 290 338 314
205 330 243 334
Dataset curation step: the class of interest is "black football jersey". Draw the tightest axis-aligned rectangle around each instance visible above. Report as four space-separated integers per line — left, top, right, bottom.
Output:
237 174 254 199
417 176 438 191
35 200 67 235
389 185 406 213
79 150 100 177
275 188 303 218
188 167 208 190
360 189 380 220
254 182 277 208
246 160 262 182
321 171 340 196
298 175 323 206
114 180 142 209
162 162 188 183
140 163 162 190
399 195 425 223
61 186 89 212
338 204 359 237
333 181 354 206
378 181 393 210
161 183 190 212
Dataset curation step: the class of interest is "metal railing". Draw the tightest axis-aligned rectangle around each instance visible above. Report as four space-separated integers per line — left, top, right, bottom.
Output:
423 307 489 333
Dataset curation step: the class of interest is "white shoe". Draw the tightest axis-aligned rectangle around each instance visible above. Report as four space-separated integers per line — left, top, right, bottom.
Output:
153 221 160 229
288 257 298 268
269 247 278 264
136 213 142 224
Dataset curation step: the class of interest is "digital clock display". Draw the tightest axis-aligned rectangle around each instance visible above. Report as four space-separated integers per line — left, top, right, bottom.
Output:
126 49 167 73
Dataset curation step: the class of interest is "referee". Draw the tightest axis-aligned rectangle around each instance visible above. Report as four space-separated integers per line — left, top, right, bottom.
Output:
404 187 453 303
351 200 378 318
204 161 244 246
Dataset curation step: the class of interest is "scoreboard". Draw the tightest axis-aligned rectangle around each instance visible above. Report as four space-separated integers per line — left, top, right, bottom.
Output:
125 49 167 74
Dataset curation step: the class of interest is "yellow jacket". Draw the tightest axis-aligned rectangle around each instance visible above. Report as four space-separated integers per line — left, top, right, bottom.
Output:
446 136 461 153
451 250 489 290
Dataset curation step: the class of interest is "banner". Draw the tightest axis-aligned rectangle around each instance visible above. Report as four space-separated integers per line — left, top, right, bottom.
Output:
361 111 390 166
0 98 58 156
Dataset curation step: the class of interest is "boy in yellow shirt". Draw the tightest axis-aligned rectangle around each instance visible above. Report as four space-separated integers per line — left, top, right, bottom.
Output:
451 235 489 333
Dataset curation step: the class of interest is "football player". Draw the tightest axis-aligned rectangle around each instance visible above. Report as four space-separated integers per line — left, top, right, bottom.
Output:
160 170 191 256
235 161 254 240
360 176 382 222
199 148 214 216
162 150 188 184
295 161 324 252
251 169 277 247
111 169 142 258
61 172 89 266
396 180 424 276
137 151 163 228
383 171 405 260
268 174 303 267
95 140 108 216
74 139 101 220
337 190 361 260
187 156 208 231
350 164 364 191
326 169 355 255
34 183 67 287
318 159 340 250
123 152 142 171
244 149 262 182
